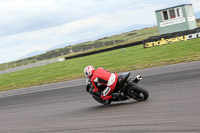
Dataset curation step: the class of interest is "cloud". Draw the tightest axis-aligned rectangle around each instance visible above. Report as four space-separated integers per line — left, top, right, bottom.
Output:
0 0 137 36
190 0 200 12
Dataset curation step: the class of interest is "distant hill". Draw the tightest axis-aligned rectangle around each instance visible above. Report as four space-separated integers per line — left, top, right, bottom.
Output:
21 50 46 59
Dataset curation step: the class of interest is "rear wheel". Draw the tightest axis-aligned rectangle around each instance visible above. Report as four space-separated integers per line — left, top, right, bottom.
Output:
126 83 149 101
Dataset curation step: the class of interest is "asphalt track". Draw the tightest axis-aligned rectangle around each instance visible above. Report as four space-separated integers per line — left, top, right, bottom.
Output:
0 61 200 133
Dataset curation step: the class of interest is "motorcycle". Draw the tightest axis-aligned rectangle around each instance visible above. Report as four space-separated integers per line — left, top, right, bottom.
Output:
86 72 149 105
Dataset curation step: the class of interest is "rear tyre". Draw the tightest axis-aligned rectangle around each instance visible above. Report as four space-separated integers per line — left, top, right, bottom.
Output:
126 83 149 101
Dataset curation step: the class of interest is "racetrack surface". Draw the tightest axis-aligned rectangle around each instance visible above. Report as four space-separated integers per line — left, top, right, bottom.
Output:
0 61 200 133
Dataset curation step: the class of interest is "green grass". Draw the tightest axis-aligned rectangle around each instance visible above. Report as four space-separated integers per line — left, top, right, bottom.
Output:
0 38 200 91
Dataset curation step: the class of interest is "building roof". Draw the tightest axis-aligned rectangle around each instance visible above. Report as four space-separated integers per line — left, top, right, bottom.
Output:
155 4 192 12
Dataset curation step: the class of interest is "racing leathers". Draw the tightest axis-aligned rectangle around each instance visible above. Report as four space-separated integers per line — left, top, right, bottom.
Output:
90 67 118 100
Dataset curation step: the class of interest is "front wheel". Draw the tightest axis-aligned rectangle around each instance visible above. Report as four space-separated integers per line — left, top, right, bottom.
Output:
126 83 149 101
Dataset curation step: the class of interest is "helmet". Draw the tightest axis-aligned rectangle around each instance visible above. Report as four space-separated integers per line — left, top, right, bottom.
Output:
84 65 95 78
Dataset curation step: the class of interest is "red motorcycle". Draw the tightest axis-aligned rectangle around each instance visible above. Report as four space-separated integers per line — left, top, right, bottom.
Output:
86 72 149 105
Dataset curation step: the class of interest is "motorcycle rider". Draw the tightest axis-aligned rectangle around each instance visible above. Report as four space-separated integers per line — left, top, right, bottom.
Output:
84 65 118 101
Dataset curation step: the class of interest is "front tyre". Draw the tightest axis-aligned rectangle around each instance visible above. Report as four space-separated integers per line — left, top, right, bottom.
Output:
126 83 149 101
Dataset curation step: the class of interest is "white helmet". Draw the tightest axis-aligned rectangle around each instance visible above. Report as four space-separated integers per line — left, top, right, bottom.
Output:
84 65 95 78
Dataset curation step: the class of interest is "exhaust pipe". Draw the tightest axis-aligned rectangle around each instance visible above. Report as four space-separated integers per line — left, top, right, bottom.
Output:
133 75 142 83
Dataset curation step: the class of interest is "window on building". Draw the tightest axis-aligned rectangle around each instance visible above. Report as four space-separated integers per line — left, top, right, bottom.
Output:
163 11 168 20
176 8 180 17
162 7 182 21
169 9 176 19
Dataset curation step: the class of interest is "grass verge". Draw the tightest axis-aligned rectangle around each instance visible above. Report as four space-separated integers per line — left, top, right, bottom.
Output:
0 38 200 91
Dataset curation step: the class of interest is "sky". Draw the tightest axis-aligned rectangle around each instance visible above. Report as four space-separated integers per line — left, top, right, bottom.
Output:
0 0 200 64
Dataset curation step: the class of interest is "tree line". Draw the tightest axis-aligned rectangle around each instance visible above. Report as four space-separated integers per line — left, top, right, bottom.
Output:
21 40 124 62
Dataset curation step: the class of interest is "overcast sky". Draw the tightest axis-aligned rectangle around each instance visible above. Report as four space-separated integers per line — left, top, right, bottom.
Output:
0 0 199 64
